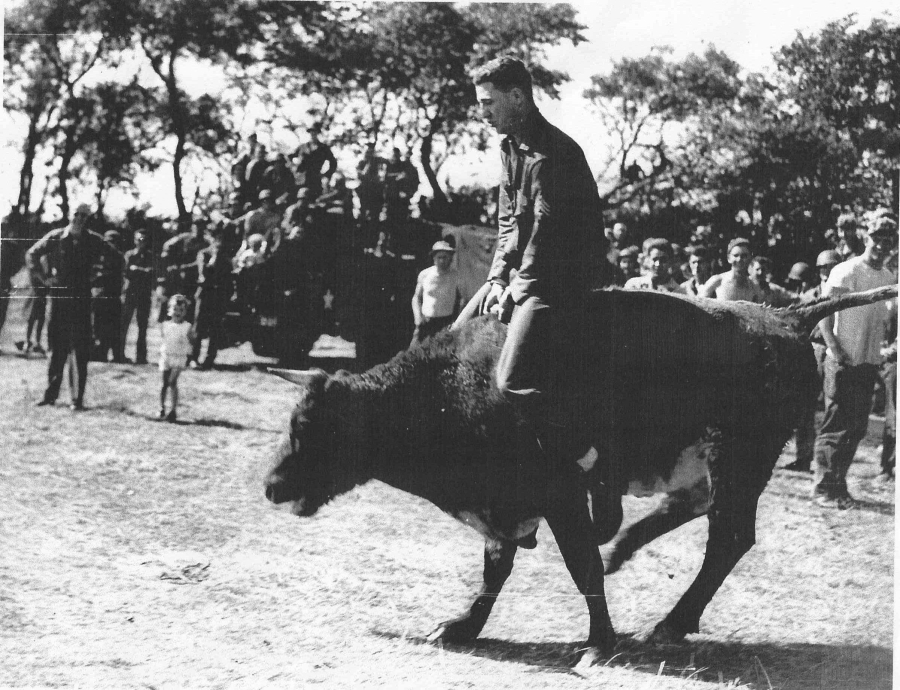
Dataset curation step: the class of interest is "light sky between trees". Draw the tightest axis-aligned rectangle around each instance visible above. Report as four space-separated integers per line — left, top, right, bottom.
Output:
0 0 893 220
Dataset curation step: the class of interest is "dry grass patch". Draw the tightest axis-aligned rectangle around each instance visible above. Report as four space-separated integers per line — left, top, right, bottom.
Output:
0 320 892 689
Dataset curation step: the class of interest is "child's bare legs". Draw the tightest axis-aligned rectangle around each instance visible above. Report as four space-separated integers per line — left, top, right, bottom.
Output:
169 368 181 415
160 368 182 421
160 369 172 416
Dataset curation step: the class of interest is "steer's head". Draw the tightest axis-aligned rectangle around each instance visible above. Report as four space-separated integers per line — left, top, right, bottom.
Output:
264 368 362 517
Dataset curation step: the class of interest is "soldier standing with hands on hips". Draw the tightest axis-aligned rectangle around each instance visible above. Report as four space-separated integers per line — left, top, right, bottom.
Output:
27 203 122 410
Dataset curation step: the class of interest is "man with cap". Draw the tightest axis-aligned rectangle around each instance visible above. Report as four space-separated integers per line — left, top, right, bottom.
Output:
811 216 897 508
802 250 842 303
243 189 282 252
27 203 121 409
91 229 126 362
784 261 814 298
411 239 461 345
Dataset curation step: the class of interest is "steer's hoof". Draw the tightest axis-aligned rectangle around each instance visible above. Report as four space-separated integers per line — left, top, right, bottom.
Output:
426 618 479 644
647 621 687 645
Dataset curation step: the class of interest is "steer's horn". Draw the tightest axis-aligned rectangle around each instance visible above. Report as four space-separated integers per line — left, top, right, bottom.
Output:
268 368 327 387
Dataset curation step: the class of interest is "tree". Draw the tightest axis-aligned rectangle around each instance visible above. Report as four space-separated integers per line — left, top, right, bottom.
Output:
126 0 327 222
583 14 898 267
4 0 128 221
267 2 587 220
69 80 166 216
775 15 899 207
583 45 743 214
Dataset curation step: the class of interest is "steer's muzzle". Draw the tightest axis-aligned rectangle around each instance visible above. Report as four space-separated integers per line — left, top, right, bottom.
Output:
264 475 291 504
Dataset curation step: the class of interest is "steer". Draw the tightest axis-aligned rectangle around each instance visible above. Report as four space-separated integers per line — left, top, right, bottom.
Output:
264 285 896 666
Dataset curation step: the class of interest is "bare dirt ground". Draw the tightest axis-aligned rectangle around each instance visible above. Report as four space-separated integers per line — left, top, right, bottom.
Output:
0 305 894 690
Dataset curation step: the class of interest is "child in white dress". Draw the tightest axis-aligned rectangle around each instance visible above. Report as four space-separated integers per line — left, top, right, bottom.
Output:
159 294 195 422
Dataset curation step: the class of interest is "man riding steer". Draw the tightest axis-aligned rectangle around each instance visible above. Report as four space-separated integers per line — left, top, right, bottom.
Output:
464 56 617 535
264 282 896 666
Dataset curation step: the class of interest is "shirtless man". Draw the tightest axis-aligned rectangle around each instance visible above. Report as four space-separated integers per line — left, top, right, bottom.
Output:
700 237 765 302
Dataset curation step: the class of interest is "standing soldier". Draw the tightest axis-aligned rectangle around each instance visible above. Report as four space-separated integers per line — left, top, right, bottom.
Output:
293 122 337 200
159 219 207 326
120 229 154 364
382 147 418 229
0 233 19 352
785 249 843 473
357 230 402 368
91 229 126 362
812 217 897 508
356 144 384 241
15 251 49 355
192 226 232 369
29 203 121 410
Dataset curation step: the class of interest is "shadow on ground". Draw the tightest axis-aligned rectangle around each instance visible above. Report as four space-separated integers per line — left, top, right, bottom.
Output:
375 630 891 689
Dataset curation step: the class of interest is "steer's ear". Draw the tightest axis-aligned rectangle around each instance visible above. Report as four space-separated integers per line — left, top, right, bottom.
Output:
268 368 329 388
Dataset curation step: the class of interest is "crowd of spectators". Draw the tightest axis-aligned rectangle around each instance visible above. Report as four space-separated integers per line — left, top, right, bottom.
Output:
1 123 895 487
604 210 898 504
1 124 433 410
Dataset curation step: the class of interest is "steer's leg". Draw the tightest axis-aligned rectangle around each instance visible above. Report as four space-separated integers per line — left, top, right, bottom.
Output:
544 481 617 665
648 433 783 644
427 537 517 644
602 478 710 574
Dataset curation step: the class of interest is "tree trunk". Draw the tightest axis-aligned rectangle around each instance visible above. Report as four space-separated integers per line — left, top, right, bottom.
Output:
16 119 41 219
419 132 450 221
164 52 188 223
56 117 83 224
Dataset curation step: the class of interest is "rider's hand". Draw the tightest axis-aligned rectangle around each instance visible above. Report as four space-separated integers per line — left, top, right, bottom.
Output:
494 288 515 324
483 282 505 315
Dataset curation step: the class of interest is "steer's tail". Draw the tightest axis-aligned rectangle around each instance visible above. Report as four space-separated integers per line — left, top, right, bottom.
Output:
783 284 898 335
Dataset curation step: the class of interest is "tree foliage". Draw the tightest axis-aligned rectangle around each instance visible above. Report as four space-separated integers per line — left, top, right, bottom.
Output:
4 0 129 221
585 14 898 269
266 2 586 217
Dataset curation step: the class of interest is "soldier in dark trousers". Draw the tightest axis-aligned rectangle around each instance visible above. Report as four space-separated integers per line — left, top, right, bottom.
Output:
28 203 121 410
91 229 126 362
460 57 617 539
192 227 232 369
120 229 154 364
159 219 208 329
0 236 20 352
292 122 336 200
